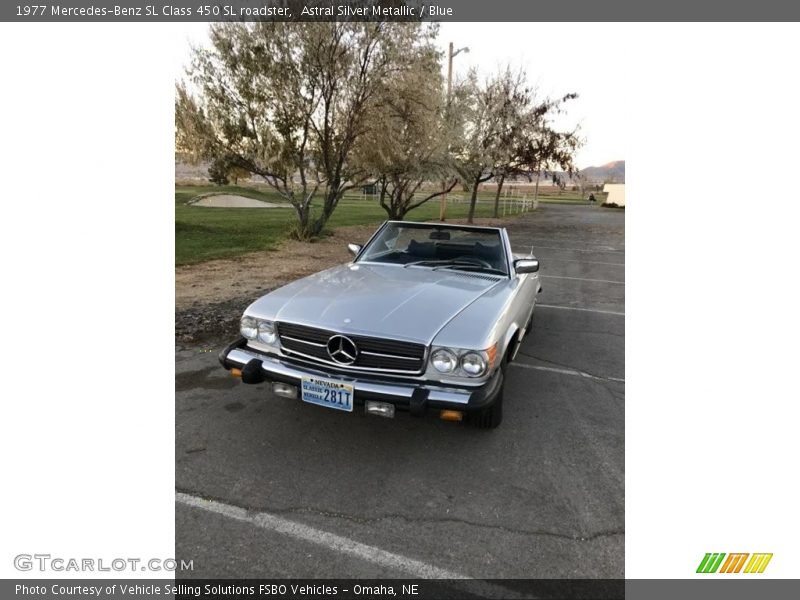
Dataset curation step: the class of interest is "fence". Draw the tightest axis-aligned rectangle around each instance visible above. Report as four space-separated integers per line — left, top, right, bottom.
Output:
446 191 539 216
501 195 538 216
353 186 540 216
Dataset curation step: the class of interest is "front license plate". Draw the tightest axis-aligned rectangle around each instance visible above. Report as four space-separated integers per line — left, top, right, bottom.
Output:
300 376 354 412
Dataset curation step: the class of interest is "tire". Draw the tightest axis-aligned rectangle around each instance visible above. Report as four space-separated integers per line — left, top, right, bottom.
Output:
468 380 504 429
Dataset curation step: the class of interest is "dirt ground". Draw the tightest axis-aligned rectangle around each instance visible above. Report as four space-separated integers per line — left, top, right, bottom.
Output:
175 218 513 344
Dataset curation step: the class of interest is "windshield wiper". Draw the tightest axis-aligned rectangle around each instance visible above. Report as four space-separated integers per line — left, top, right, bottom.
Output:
405 259 505 276
403 259 452 268
434 264 507 276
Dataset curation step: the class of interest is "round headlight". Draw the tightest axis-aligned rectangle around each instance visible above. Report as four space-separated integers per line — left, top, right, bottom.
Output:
431 348 457 373
257 320 277 345
240 316 258 339
461 352 487 376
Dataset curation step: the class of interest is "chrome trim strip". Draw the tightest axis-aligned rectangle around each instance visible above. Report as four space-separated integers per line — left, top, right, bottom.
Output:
426 389 473 403
279 322 426 351
351 219 388 262
502 228 515 278
226 348 470 405
281 347 423 375
359 350 419 361
280 335 326 348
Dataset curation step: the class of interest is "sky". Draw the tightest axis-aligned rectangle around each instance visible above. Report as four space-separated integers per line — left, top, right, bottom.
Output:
174 22 625 169
437 23 626 168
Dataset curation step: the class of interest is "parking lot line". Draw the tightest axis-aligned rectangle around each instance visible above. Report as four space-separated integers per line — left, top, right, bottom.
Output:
511 362 625 384
536 303 625 316
176 492 525 598
541 275 625 285
176 492 467 578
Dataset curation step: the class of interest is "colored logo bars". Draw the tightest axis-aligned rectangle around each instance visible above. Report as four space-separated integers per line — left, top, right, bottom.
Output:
696 553 773 574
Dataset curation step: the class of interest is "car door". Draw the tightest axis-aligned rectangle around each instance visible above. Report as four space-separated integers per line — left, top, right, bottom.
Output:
503 229 539 329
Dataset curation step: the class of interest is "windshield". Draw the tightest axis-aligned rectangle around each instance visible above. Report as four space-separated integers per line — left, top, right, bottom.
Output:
358 223 508 276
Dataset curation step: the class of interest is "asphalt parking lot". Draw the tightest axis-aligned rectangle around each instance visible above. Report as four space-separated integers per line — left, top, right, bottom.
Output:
175 202 624 581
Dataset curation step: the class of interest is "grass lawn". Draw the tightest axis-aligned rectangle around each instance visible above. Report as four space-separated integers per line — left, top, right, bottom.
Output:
175 184 587 266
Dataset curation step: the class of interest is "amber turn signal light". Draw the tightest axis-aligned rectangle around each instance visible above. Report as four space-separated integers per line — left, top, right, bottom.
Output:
486 343 498 369
230 368 242 378
439 410 463 422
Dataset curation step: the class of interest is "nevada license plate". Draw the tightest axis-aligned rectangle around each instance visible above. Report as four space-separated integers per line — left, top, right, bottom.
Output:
300 376 354 412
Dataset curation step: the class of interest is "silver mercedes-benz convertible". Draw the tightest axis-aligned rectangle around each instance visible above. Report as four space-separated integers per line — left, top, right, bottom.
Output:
219 221 541 428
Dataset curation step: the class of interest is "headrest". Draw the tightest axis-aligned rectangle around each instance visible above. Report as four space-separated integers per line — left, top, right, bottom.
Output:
408 239 437 258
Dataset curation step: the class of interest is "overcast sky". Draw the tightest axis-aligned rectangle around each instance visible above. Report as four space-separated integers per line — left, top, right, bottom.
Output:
174 22 625 168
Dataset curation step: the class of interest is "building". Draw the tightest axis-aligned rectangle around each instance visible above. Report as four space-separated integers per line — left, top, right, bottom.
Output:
603 183 625 207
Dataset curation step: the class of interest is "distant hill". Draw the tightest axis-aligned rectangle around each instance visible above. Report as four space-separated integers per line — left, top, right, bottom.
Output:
176 159 211 182
579 160 625 183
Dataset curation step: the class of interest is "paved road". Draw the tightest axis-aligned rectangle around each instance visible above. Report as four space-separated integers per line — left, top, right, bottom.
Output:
175 202 625 580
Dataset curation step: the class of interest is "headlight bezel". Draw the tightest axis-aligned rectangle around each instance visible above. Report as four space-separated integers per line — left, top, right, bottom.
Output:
428 344 496 379
460 352 487 376
240 315 258 340
241 315 278 346
431 348 458 373
256 320 277 345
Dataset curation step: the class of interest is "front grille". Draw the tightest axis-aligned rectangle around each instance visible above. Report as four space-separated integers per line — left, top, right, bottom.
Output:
276 322 426 374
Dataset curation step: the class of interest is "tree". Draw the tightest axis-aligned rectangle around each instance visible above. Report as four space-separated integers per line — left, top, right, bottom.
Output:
573 169 591 200
491 173 508 218
228 165 250 185
176 22 437 239
450 68 579 222
354 33 458 220
207 155 251 186
486 67 536 218
449 70 519 224
517 114 582 204
207 157 230 186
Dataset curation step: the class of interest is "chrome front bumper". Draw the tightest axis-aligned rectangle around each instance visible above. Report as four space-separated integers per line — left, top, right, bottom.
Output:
219 338 502 414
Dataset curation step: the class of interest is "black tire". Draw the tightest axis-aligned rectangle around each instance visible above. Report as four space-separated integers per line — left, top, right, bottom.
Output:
468 381 504 429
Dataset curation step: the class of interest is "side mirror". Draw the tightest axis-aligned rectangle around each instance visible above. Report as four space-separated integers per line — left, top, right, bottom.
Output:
347 243 363 257
514 258 539 274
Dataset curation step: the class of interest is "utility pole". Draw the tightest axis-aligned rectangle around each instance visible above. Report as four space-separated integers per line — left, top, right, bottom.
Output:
440 42 469 221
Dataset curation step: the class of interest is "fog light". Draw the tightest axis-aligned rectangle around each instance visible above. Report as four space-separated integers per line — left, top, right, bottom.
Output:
439 410 463 422
365 401 395 418
272 382 298 399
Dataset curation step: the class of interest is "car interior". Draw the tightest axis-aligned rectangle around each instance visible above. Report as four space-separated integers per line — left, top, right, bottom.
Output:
362 227 507 274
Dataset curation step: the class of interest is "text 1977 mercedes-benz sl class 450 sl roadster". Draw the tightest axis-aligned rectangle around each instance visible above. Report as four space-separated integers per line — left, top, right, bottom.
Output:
219 221 541 429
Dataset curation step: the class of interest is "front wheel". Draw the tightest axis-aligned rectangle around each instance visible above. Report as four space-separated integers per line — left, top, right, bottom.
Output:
467 384 504 429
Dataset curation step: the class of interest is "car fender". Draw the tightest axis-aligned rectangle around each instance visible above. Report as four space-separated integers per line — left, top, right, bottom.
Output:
501 323 521 366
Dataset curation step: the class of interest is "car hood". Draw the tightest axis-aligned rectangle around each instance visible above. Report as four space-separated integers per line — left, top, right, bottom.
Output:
246 263 503 344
